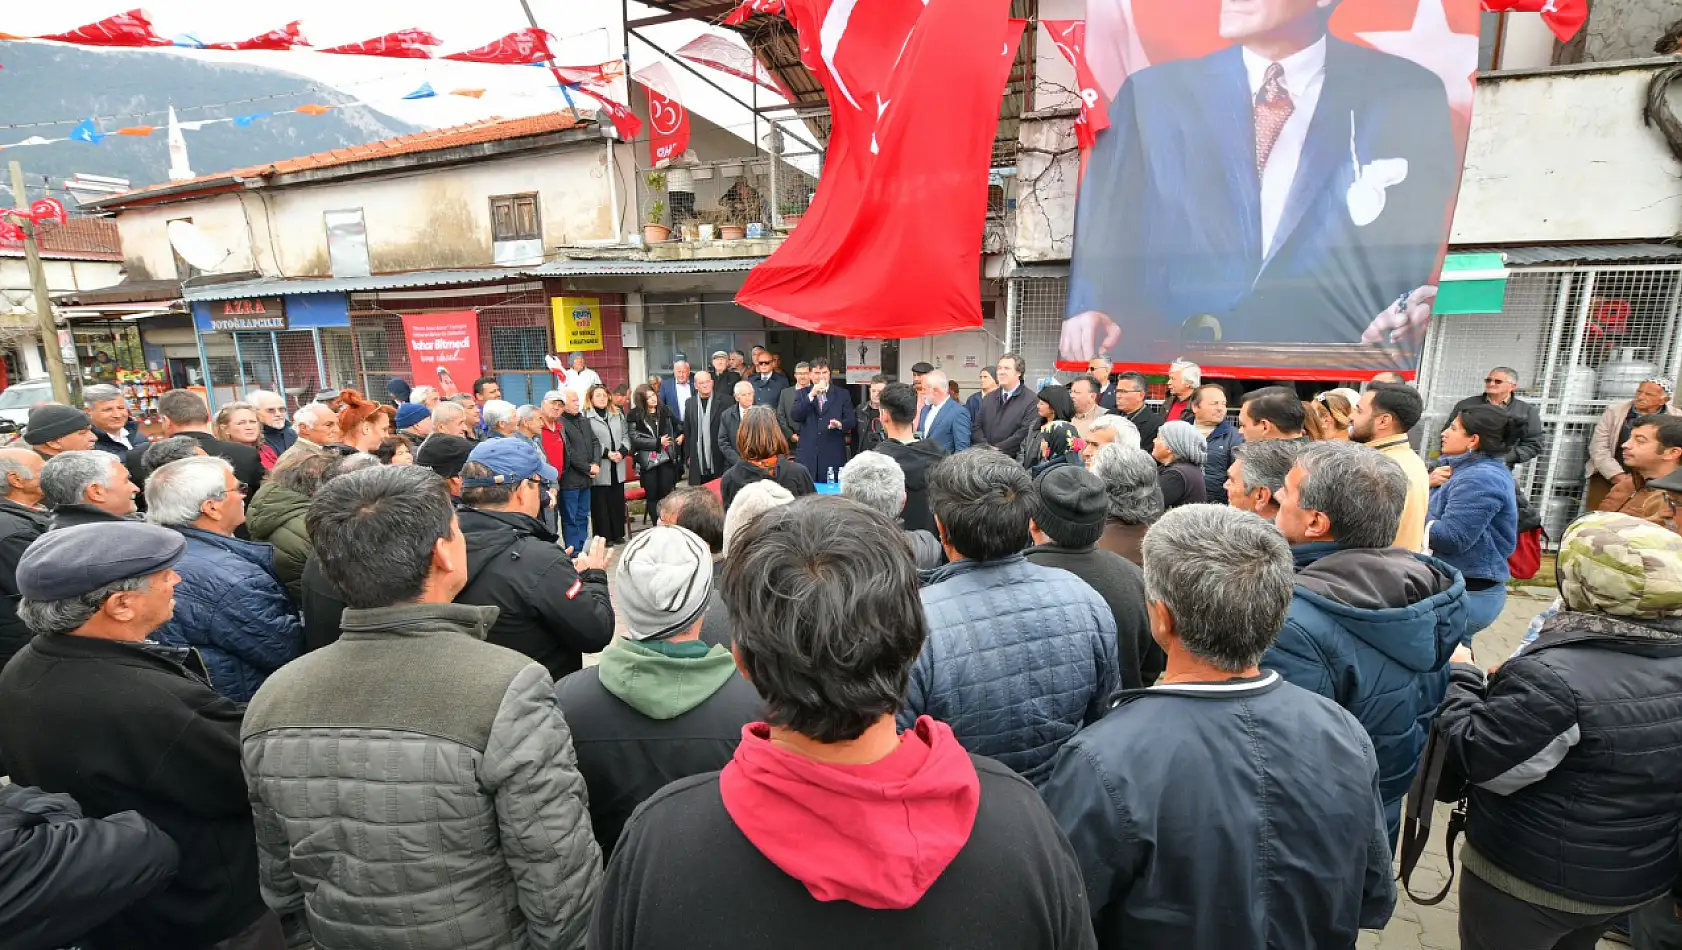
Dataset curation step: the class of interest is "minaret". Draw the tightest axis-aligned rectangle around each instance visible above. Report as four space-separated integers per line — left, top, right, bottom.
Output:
167 105 194 181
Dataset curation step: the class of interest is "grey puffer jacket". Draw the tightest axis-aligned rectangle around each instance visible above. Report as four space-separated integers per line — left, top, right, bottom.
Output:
241 602 603 950
901 555 1120 786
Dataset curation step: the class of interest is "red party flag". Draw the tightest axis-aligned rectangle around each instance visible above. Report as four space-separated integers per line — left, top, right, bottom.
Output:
1040 20 1109 150
676 33 791 100
1479 0 1587 42
573 82 643 141
36 9 169 47
202 21 309 51
722 0 786 27
635 63 690 166
319 29 442 59
736 0 1021 338
443 27 555 66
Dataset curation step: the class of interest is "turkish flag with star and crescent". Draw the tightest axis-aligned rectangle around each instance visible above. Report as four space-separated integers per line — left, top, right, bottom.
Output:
735 0 1023 338
1479 0 1588 43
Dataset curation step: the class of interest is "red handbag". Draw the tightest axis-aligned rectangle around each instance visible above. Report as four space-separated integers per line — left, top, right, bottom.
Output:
1508 526 1544 580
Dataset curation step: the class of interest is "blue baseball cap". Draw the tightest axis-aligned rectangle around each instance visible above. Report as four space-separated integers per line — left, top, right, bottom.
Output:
461 437 558 488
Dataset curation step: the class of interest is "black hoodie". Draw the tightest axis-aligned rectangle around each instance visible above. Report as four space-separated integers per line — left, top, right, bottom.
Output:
454 505 614 680
871 439 950 534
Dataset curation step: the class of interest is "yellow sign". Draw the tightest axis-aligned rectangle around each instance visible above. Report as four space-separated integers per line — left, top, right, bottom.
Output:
552 296 604 352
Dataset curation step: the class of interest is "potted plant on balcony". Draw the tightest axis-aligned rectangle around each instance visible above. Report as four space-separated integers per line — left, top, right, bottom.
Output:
644 200 671 244
718 206 748 241
779 200 806 230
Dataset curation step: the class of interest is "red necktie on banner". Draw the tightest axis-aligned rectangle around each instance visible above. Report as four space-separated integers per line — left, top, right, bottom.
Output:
1040 20 1109 150
735 0 1020 338
1478 0 1587 42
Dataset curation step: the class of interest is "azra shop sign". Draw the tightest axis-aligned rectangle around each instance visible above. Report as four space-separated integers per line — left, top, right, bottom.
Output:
208 297 288 331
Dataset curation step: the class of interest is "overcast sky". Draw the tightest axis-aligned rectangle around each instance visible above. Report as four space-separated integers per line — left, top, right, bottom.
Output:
11 1 791 146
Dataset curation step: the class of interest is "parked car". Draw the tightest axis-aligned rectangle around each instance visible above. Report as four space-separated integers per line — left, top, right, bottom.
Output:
0 379 56 427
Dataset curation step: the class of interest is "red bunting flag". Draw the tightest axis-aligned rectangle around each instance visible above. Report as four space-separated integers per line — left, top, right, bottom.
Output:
736 0 1020 338
635 63 690 166
36 9 170 47
722 0 786 26
573 81 643 141
1040 20 1108 150
443 27 555 65
319 29 442 59
1479 0 1587 42
202 21 309 51
676 34 790 100
553 61 625 86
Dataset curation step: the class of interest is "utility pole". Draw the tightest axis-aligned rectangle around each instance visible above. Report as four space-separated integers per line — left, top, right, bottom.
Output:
7 162 71 405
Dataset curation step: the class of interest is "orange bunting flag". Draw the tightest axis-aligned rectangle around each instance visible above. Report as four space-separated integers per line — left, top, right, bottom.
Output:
294 104 333 116
449 88 486 98
114 126 156 136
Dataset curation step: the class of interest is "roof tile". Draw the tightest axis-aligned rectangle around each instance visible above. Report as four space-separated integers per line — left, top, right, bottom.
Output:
0 217 123 261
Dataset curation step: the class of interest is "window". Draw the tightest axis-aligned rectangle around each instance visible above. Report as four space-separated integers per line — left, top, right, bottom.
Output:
490 194 541 242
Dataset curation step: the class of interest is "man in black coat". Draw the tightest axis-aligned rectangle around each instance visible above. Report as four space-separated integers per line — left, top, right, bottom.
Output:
1024 464 1152 689
0 448 48 673
717 379 756 467
557 391 600 556
709 351 742 401
1113 372 1164 448
972 354 1039 459
869 383 948 534
129 390 263 495
684 370 728 485
555 526 758 857
454 438 615 681
0 522 281 950
1441 365 1545 468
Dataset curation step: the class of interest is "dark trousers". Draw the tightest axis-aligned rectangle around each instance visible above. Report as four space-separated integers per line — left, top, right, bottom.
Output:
1460 870 1621 950
1635 896 1682 950
642 463 678 523
560 488 590 554
591 483 627 543
211 911 286 950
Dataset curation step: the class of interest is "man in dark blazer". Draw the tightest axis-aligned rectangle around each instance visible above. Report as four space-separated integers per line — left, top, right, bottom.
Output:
915 369 971 455
749 352 790 407
717 379 756 467
708 351 741 401
973 354 1039 459
128 390 263 496
789 359 856 484
776 362 811 444
1061 3 1457 366
683 371 728 485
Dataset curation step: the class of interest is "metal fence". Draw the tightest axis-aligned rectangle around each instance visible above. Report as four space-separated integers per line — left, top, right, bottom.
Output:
1006 274 1070 387
636 142 823 240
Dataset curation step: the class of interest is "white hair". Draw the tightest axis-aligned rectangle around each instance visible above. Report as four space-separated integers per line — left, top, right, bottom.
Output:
734 380 755 398
294 403 334 427
481 400 517 430
840 451 906 518
82 384 124 407
515 404 542 425
431 401 466 426
723 480 795 556
39 451 122 508
410 386 439 405
245 389 284 411
1088 414 1141 451
1170 360 1202 388
144 456 235 528
924 369 950 393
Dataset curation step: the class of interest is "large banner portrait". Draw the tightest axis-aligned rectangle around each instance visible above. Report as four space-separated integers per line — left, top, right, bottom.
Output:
1062 0 1480 377
401 311 482 398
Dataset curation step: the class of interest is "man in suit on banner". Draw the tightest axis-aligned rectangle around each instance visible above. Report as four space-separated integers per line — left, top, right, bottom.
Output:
790 359 856 484
1061 0 1457 366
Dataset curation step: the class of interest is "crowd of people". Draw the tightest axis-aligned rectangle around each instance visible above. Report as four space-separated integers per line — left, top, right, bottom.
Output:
5 350 1682 950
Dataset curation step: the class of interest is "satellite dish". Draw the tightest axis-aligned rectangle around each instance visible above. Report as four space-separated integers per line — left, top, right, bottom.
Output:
167 219 233 273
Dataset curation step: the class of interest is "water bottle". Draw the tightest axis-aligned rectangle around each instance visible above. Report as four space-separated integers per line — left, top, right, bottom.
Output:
828 467 836 485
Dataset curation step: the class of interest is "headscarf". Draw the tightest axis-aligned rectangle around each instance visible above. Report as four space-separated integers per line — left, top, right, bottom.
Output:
1157 420 1208 466
1645 376 1677 396
1041 420 1085 461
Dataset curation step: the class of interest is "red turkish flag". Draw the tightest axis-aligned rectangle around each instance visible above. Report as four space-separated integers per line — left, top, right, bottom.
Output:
202 22 309 51
635 64 691 166
735 0 1021 338
37 9 169 47
444 28 556 65
1041 21 1109 150
1480 0 1587 42
320 29 442 59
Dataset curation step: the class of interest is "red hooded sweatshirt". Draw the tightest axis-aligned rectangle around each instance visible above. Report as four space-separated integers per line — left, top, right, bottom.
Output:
719 716 981 910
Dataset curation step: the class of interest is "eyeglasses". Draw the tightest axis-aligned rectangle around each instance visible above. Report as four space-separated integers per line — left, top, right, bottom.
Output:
755 361 771 367
1117 387 1144 395
1484 377 1513 385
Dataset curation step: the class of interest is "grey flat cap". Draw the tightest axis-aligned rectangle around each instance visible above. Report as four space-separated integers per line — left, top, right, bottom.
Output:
18 522 186 601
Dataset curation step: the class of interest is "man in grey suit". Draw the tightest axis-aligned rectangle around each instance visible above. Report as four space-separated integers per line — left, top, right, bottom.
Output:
717 380 757 467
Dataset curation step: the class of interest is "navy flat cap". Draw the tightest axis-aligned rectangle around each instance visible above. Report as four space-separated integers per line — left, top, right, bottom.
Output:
17 523 186 601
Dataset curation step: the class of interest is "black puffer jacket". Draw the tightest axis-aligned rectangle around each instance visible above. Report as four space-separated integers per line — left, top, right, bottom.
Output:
870 439 949 534
454 505 614 680
0 783 179 950
1437 610 1682 907
0 498 49 671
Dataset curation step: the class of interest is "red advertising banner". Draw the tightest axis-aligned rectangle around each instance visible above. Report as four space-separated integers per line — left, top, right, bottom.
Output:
401 311 481 399
1064 0 1480 377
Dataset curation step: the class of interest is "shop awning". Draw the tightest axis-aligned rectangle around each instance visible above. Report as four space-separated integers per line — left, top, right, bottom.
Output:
1433 252 1509 315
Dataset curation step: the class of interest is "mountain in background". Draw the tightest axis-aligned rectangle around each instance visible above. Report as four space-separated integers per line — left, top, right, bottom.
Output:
0 41 422 203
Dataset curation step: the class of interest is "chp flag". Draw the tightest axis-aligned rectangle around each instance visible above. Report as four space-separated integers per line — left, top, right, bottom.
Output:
735 0 1023 338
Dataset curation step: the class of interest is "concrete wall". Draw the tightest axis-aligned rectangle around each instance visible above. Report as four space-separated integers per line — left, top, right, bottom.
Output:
1585 0 1678 63
112 143 615 281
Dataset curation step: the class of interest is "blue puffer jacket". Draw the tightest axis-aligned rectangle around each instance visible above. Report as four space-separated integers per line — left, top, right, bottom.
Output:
1202 419 1243 503
151 527 303 702
1427 451 1518 582
901 555 1119 786
1263 543 1466 839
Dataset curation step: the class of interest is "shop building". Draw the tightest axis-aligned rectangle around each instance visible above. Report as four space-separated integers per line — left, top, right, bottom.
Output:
0 216 125 387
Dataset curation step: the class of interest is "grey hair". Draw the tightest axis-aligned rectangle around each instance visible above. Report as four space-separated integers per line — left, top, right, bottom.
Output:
293 403 335 427
82 384 124 407
245 389 284 410
0 453 36 496
924 369 949 393
1490 366 1519 384
409 386 438 405
840 451 906 519
514 404 542 425
19 575 150 637
1169 360 1202 387
734 380 755 398
144 456 234 528
1232 440 1305 495
430 401 466 426
723 479 795 556
794 361 811 372
1142 505 1293 672
481 400 517 431
40 450 123 508
1089 444 1163 525
1293 441 1408 549
1088 414 1141 451
326 452 383 480
142 436 203 473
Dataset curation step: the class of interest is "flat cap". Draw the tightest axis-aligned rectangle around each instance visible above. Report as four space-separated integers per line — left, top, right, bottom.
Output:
18 522 185 601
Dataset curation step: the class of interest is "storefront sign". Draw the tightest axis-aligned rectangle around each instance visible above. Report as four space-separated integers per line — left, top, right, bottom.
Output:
552 297 604 352
208 297 287 331
845 338 882 384
401 311 482 398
